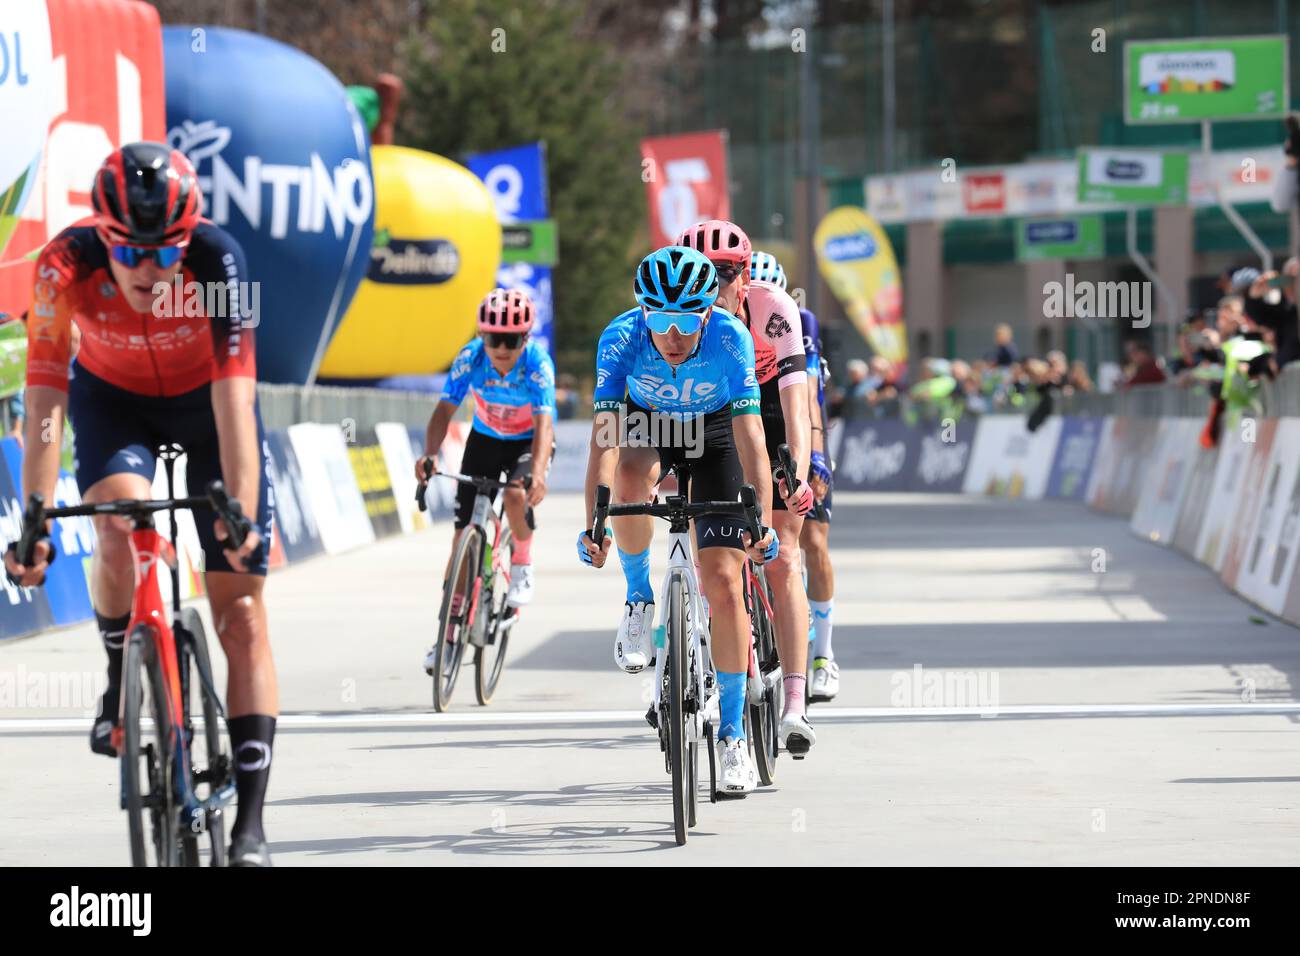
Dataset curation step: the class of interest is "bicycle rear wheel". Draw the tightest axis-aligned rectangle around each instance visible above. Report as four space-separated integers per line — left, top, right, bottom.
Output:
122 625 178 867
475 527 513 706
433 528 482 712
747 569 780 787
177 609 228 867
665 574 690 846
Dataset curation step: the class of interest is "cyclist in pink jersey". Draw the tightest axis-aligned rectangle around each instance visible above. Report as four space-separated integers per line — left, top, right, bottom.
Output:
676 220 817 756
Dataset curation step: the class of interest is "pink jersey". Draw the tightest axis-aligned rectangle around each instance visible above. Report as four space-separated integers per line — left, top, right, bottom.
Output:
742 279 808 389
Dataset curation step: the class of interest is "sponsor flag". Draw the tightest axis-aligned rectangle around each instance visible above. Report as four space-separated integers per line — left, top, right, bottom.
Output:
640 131 730 248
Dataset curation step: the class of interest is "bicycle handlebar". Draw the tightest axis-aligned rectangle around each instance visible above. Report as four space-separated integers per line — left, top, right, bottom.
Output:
775 442 798 502
589 482 764 549
13 481 251 566
415 460 531 513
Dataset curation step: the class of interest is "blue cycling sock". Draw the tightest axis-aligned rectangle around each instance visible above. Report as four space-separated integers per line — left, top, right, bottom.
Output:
617 547 653 604
717 670 746 742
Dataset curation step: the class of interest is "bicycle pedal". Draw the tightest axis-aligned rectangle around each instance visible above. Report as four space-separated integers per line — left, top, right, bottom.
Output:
644 705 658 730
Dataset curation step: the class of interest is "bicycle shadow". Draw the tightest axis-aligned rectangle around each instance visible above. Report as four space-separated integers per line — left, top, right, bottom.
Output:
362 734 653 752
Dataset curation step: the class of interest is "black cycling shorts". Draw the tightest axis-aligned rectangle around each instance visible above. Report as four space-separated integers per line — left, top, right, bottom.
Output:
622 399 747 550
454 429 552 529
67 362 274 576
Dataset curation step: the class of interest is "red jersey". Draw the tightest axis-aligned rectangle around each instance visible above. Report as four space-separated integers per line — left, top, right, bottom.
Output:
26 221 256 396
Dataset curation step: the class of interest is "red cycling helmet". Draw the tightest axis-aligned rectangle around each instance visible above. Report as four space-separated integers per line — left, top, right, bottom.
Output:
478 288 535 333
675 219 752 266
92 142 203 248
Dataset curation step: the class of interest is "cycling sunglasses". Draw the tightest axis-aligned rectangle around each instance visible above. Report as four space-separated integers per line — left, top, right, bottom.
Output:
713 261 747 283
485 331 526 349
643 306 709 336
109 244 186 269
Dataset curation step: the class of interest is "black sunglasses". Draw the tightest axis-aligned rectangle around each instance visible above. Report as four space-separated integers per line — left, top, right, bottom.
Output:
485 331 525 349
713 261 746 282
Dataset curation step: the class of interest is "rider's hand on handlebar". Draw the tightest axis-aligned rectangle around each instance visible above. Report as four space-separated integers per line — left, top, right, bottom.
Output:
777 475 815 516
4 539 53 587
744 526 780 565
577 529 611 568
215 520 261 573
414 455 438 483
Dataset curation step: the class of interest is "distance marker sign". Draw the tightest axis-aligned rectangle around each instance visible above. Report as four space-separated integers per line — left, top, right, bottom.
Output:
1125 36 1288 124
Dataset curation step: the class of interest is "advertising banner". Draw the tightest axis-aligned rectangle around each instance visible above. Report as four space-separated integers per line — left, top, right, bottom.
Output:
264 430 324 564
908 419 976 492
1219 418 1279 590
1125 36 1288 124
1015 216 1104 262
375 422 428 535
640 130 730 249
962 415 1062 499
1078 148 1189 205
1 0 167 315
834 419 919 492
286 423 375 554
1233 419 1300 615
1170 443 1219 558
813 206 907 375
347 426 402 538
1195 422 1260 571
1129 419 1200 545
1046 416 1104 500
0 447 56 640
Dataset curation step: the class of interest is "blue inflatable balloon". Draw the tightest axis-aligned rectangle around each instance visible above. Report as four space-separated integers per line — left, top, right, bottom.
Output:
163 26 374 384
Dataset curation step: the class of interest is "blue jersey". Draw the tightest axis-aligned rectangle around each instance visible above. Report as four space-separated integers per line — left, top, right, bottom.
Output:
593 307 761 419
441 338 555 440
799 308 827 408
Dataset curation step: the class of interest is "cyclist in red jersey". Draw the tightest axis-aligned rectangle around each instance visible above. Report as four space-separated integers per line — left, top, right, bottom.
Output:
4 142 278 867
676 220 818 756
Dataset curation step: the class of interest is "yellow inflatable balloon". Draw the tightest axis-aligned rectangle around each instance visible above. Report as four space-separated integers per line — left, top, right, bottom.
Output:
319 145 501 378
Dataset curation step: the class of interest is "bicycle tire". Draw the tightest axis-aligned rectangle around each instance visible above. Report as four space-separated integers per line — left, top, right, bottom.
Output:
748 569 780 786
177 609 228 867
475 526 513 706
122 625 177 867
433 528 481 712
666 573 689 846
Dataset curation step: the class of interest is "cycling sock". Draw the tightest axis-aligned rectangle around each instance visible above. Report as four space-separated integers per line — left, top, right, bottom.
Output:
511 533 532 565
229 714 276 843
810 599 834 660
783 673 807 718
617 547 653 604
450 592 466 616
95 611 130 699
717 670 746 741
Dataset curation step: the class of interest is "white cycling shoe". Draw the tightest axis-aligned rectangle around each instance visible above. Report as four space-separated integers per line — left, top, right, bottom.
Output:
717 737 757 795
780 712 817 758
615 601 655 673
506 564 534 607
809 657 840 702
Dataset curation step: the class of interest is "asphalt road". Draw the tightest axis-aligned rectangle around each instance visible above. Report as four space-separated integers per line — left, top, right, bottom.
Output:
2 491 1298 865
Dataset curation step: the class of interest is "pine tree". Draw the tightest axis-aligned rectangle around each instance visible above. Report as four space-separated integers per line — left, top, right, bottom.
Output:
399 0 644 378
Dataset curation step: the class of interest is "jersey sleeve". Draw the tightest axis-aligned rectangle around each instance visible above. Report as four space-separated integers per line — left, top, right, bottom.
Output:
527 348 556 417
721 321 761 416
592 318 635 412
441 342 478 406
800 309 821 373
761 293 807 390
183 224 257 381
26 232 84 393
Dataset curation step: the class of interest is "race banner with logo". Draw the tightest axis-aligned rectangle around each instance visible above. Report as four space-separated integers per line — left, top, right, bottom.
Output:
346 426 402 538
0 446 56 640
813 206 907 374
286 423 375 555
1077 148 1190 205
0 0 166 315
640 131 730 249
833 419 919 492
1045 416 1104 500
908 419 976 492
1125 36 1288 124
264 430 325 564
1015 216 1104 262
963 416 1064 499
466 142 555 355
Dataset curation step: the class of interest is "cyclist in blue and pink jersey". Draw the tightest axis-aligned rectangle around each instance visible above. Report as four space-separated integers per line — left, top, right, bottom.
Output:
577 245 779 795
416 289 554 667
751 250 839 702
679 223 818 757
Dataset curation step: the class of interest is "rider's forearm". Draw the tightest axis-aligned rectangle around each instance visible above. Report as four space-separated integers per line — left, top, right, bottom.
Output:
779 380 811 477
733 414 774 524
807 378 824 455
530 413 553 479
423 401 457 459
20 386 64 504
212 376 261 519
584 412 620 524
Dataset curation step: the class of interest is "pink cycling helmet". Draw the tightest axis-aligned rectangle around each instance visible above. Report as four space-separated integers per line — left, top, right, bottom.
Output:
675 219 752 265
478 288 535 332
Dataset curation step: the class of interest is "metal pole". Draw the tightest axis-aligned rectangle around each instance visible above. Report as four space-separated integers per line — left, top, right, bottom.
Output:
1204 120 1273 271
882 0 896 173
800 26 821 316
255 0 267 34
1126 207 1176 351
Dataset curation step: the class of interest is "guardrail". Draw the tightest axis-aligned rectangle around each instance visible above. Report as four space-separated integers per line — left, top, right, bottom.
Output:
256 383 441 433
1054 363 1300 419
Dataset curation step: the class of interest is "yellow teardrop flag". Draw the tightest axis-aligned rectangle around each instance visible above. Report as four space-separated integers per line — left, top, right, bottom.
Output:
813 206 907 370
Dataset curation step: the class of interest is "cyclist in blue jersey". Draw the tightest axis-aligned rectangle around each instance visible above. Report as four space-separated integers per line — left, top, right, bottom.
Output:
417 289 554 671
751 252 838 700
577 246 777 795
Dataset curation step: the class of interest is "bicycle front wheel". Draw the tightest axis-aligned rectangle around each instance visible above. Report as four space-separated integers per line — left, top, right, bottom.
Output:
122 625 178 867
748 569 780 787
433 528 482 712
666 574 690 846
475 526 513 706
177 609 228 867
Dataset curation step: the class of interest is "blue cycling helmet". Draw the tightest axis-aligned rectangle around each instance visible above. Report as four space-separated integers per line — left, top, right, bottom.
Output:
634 245 719 313
750 250 786 289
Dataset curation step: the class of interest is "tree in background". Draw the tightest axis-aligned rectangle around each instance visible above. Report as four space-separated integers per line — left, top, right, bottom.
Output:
399 0 644 379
